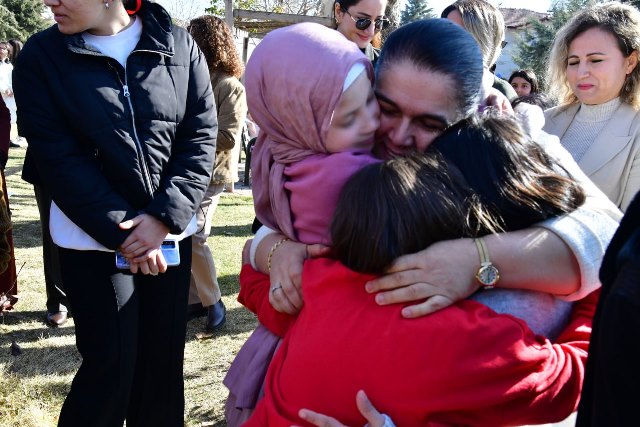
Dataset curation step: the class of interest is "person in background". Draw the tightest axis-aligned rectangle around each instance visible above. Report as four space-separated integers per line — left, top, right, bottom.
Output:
332 0 389 64
6 38 25 148
509 69 539 98
7 39 22 65
0 41 16 145
0 96 17 312
245 112 259 139
14 0 216 425
187 14 247 332
24 177 69 326
442 0 518 101
545 1 640 211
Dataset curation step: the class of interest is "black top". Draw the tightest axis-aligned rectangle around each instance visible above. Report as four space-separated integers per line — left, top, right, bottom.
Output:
576 191 640 426
15 0 217 249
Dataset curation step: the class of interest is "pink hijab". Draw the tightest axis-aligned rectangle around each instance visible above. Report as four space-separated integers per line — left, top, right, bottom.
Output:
246 22 374 239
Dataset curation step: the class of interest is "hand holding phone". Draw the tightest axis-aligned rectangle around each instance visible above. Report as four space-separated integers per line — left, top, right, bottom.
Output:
116 239 180 270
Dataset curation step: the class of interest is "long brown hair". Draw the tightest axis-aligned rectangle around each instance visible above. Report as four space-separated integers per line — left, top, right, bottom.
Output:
331 154 475 274
188 15 244 78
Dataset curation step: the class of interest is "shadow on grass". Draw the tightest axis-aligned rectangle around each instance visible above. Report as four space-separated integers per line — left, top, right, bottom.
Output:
5 164 25 178
219 274 240 298
1 340 81 377
0 314 80 378
210 224 253 238
186 405 226 426
1 309 73 330
12 220 44 249
185 305 258 342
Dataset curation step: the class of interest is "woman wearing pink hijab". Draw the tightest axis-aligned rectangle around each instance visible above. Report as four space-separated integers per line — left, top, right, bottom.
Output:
225 22 381 425
249 23 380 245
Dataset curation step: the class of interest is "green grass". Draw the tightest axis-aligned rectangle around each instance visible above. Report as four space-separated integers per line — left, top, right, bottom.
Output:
0 148 258 426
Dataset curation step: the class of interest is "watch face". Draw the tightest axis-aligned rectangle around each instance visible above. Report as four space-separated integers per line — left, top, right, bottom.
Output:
477 265 499 285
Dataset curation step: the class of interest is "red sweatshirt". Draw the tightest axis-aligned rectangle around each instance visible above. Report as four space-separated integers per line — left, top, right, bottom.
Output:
238 259 596 427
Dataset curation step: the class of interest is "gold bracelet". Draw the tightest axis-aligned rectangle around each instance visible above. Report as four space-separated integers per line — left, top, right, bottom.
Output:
267 237 290 272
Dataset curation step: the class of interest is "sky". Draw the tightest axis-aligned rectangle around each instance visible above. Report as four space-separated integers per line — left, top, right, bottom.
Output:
155 0 554 21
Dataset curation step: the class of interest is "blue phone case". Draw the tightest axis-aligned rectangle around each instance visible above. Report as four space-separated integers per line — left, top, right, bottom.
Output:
115 240 180 269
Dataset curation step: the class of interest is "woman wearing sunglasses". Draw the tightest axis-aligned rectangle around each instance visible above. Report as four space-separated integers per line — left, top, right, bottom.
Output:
333 0 389 64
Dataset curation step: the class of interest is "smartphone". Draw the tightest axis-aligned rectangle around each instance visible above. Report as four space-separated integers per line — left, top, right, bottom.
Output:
115 239 181 269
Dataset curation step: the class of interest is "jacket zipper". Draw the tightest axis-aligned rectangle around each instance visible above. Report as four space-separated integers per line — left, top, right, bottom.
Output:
109 61 155 197
68 42 173 197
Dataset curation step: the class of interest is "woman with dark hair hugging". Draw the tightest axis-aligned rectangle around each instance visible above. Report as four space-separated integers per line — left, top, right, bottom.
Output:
239 112 595 426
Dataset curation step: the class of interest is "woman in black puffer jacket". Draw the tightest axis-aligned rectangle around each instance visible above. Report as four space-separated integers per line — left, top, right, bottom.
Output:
14 1 217 425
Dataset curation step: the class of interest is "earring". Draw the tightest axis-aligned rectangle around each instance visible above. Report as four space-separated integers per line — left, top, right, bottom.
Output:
104 0 110 9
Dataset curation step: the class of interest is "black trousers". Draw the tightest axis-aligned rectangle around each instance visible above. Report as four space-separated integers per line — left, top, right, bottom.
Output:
57 237 192 427
33 185 67 313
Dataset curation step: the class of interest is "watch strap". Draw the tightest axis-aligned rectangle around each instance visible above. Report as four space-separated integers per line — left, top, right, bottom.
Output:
474 237 498 289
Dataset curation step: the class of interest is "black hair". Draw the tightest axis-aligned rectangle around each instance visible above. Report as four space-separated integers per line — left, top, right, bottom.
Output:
441 4 457 18
431 110 585 232
508 69 540 94
376 19 483 123
6 39 21 65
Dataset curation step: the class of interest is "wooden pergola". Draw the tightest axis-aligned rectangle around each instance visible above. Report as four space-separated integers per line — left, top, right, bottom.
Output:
232 9 333 36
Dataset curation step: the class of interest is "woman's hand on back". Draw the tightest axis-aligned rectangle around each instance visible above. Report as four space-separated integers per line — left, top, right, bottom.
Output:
365 238 480 318
295 390 391 427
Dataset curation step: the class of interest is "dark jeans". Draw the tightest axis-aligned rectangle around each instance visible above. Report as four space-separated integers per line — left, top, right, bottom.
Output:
33 185 67 313
57 237 192 427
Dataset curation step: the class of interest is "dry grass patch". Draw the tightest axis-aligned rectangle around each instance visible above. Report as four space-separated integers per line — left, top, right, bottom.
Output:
0 148 258 426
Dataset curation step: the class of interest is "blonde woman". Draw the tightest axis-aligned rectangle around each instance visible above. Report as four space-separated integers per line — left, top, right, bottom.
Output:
544 1 640 211
441 0 517 100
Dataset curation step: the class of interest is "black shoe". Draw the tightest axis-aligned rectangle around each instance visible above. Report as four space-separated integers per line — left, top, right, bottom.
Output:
46 311 68 327
205 300 226 332
187 302 207 320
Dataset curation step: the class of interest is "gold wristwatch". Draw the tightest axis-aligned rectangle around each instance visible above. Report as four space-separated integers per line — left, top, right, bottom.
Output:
474 237 499 290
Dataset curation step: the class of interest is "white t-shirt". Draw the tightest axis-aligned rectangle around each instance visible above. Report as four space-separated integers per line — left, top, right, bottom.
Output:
82 15 142 68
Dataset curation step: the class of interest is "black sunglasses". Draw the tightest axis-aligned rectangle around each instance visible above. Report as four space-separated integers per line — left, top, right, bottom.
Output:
341 8 390 31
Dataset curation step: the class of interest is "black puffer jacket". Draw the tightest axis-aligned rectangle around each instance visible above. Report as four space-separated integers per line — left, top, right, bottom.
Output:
15 1 217 250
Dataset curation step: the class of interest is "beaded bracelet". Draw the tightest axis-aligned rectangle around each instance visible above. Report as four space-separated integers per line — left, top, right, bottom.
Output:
267 237 290 272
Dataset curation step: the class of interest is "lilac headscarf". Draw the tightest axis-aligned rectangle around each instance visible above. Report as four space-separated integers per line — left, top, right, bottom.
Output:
246 22 374 239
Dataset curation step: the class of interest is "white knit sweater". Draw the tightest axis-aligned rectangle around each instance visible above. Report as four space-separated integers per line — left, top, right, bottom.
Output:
560 97 622 162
